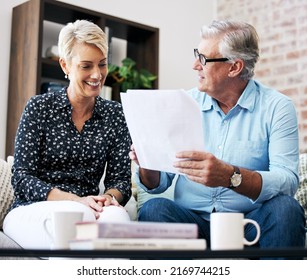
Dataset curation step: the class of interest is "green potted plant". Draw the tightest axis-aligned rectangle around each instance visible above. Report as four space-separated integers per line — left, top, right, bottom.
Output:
107 57 157 92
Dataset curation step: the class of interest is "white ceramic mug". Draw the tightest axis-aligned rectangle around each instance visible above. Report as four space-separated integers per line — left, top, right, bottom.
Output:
210 212 261 250
43 211 84 249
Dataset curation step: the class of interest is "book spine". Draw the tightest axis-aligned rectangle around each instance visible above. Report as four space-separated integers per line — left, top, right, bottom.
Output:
70 239 206 251
75 222 198 240
97 224 198 239
102 240 204 250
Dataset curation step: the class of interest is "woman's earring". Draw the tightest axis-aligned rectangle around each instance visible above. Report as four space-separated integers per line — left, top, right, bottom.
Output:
65 74 68 79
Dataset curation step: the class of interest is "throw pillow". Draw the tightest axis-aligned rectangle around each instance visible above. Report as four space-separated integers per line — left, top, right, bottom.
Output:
296 153 307 224
136 172 176 211
137 183 175 211
0 157 14 229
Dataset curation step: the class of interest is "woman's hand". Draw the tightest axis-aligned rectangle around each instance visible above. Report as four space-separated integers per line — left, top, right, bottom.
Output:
77 194 120 219
47 188 123 219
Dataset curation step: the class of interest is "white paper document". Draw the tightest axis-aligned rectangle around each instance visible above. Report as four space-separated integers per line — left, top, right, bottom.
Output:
121 89 205 174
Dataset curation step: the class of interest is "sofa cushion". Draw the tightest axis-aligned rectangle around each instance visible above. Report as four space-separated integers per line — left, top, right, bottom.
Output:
296 153 307 224
0 231 21 249
137 182 175 210
136 170 176 211
0 231 41 259
0 157 14 229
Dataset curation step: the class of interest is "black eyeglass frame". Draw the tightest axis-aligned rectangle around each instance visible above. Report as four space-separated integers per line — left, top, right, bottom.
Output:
194 49 229 66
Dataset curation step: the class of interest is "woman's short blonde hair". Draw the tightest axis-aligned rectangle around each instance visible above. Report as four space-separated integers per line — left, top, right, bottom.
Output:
58 19 108 61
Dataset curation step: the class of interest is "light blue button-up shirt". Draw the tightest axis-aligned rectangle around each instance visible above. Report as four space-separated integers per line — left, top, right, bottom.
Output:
136 80 299 220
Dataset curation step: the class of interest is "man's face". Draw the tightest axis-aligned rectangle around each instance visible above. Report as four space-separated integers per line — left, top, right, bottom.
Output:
193 38 231 97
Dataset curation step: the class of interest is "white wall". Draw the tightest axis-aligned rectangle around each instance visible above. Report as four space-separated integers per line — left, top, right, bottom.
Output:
0 0 215 159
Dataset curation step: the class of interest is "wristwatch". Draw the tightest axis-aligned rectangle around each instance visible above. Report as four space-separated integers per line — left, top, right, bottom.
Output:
229 165 242 189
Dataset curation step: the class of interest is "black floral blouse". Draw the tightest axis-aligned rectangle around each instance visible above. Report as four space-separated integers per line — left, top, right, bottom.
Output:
10 88 132 210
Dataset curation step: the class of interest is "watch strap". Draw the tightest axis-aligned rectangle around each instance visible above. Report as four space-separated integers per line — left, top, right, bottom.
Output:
233 166 240 175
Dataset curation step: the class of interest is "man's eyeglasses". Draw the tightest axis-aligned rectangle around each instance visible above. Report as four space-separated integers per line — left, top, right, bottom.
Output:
194 49 229 66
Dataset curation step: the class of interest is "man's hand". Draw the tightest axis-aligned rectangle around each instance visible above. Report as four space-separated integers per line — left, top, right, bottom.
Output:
129 144 160 189
129 144 140 166
173 151 232 187
174 150 262 200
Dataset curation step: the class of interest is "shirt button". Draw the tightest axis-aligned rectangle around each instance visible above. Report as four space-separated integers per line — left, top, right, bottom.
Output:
218 145 222 150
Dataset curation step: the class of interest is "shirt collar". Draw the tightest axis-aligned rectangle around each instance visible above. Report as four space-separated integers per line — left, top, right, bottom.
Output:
94 96 107 118
54 87 106 119
202 80 257 113
54 87 71 109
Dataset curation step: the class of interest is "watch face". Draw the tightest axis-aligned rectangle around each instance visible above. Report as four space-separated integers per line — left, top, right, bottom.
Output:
231 174 242 187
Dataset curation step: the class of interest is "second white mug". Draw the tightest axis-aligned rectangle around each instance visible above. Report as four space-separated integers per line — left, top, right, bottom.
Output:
210 212 261 250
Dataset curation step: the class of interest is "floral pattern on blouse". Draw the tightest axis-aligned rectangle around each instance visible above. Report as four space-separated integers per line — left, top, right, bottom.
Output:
11 88 132 209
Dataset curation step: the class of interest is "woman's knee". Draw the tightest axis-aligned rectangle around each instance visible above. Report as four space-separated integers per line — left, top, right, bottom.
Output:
59 201 96 221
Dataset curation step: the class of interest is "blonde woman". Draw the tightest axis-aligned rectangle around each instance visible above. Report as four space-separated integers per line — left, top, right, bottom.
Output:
4 20 131 249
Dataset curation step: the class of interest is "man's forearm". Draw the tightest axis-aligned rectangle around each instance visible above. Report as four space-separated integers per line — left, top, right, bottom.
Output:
139 168 160 189
232 168 262 200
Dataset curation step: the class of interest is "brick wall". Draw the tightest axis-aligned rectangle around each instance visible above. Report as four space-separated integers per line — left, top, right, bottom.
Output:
216 0 307 152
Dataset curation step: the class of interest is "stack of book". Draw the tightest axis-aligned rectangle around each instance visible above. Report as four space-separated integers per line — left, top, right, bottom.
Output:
69 221 206 251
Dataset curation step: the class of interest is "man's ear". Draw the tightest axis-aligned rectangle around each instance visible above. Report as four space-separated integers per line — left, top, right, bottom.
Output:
228 59 244 77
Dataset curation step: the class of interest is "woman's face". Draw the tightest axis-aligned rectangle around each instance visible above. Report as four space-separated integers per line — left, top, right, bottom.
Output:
63 42 108 98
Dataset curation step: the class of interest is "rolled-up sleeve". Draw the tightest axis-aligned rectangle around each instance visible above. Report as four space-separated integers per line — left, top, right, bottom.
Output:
135 167 175 194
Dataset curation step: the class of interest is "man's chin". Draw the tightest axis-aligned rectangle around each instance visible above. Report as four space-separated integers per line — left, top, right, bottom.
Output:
198 86 206 92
